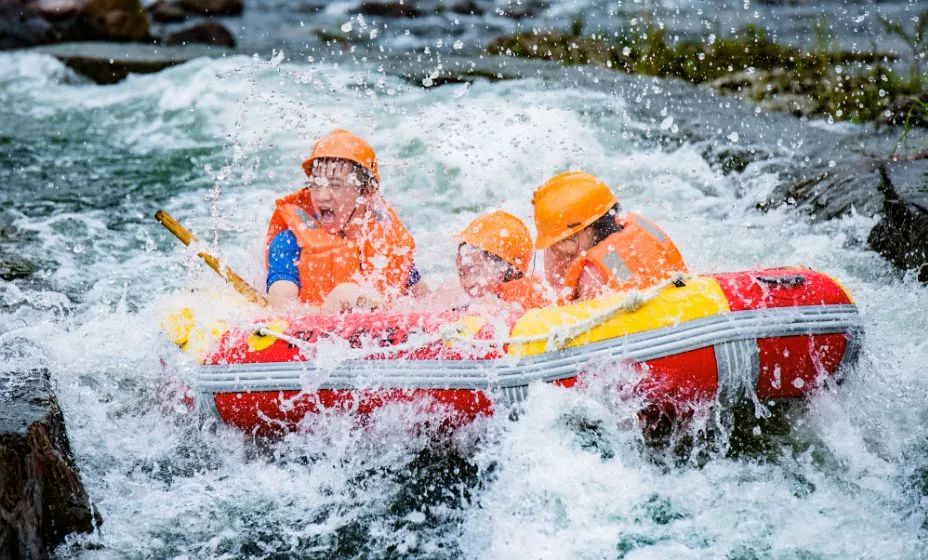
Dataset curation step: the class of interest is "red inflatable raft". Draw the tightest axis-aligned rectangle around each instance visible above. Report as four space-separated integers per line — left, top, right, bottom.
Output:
194 268 862 434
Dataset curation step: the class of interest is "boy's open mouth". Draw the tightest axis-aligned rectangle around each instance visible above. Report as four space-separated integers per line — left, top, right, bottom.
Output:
317 207 338 228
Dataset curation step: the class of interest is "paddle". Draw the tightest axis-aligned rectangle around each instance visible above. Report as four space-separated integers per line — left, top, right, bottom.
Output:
155 209 269 307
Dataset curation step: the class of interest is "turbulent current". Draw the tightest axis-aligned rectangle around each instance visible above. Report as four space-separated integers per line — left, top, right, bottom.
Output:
1 50 927 559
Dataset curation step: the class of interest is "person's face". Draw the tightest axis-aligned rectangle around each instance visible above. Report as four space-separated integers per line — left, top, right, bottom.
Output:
456 244 509 297
544 227 595 287
306 160 369 234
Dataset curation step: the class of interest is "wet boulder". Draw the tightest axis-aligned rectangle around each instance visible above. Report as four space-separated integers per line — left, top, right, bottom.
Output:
0 255 37 281
178 0 242 16
32 0 149 42
28 41 232 84
0 0 59 49
868 159 928 281
357 1 423 18
164 21 234 47
0 369 98 559
447 0 483 15
147 0 185 22
775 160 886 221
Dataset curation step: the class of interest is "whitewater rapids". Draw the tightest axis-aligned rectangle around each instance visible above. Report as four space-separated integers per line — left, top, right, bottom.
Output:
0 51 926 559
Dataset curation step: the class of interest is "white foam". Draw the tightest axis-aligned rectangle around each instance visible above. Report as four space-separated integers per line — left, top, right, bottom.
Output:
0 50 925 558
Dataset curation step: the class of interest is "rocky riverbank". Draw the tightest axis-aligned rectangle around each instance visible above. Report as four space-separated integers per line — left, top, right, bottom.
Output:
393 54 928 280
0 0 241 50
488 18 928 128
1 369 98 559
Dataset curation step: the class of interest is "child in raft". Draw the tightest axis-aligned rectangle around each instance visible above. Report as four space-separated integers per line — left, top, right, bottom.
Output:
453 210 551 311
532 171 687 302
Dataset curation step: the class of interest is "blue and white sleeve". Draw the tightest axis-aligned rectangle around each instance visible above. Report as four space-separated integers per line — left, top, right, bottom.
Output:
266 229 301 291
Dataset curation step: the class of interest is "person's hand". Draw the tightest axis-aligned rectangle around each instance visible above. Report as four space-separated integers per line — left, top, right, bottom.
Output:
323 283 383 313
267 280 300 308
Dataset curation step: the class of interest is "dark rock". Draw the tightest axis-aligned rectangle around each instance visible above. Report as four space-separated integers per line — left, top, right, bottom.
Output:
357 1 422 18
410 69 517 88
0 369 98 559
33 0 149 42
0 255 37 281
701 145 771 176
777 161 885 220
165 21 234 47
447 0 483 15
36 0 149 41
0 0 59 49
179 0 242 16
868 160 928 281
28 41 233 84
147 0 185 22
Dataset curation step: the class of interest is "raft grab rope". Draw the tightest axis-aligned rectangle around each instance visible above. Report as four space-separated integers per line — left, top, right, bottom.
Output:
245 273 689 361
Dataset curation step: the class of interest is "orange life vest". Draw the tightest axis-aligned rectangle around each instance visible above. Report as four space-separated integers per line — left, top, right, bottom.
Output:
265 189 415 305
562 212 686 301
491 275 550 311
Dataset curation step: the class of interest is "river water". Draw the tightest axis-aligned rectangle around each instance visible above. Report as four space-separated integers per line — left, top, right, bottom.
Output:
1 42 927 558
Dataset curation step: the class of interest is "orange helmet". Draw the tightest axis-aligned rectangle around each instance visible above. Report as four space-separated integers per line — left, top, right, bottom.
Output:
459 211 534 274
301 128 380 184
532 171 617 249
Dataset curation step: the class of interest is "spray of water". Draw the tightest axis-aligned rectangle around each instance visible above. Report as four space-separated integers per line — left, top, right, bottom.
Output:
1 50 926 558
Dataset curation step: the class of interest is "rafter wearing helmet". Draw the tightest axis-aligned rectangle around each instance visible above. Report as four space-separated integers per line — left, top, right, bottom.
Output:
455 210 550 311
532 171 687 303
265 129 426 309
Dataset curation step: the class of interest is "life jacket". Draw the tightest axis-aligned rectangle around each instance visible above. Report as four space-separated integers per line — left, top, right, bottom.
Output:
265 189 415 305
491 275 550 311
562 212 686 301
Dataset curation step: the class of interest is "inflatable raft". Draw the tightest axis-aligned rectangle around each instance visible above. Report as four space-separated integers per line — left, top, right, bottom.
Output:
190 267 861 434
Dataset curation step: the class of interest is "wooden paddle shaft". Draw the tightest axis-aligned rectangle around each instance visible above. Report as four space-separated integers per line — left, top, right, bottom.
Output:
155 210 269 307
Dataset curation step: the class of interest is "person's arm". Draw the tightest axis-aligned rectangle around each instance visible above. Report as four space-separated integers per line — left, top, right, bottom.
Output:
266 230 302 307
405 262 431 298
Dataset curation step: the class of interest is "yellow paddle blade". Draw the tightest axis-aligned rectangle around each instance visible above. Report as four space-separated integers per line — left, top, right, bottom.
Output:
162 307 196 347
184 321 228 361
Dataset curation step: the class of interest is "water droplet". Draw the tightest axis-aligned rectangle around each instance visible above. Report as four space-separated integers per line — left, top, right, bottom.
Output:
406 511 426 523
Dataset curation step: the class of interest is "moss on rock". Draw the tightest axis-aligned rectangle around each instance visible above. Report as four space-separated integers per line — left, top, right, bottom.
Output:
488 23 927 127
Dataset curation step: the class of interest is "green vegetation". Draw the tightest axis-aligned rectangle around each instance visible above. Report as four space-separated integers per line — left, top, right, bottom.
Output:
488 19 928 127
